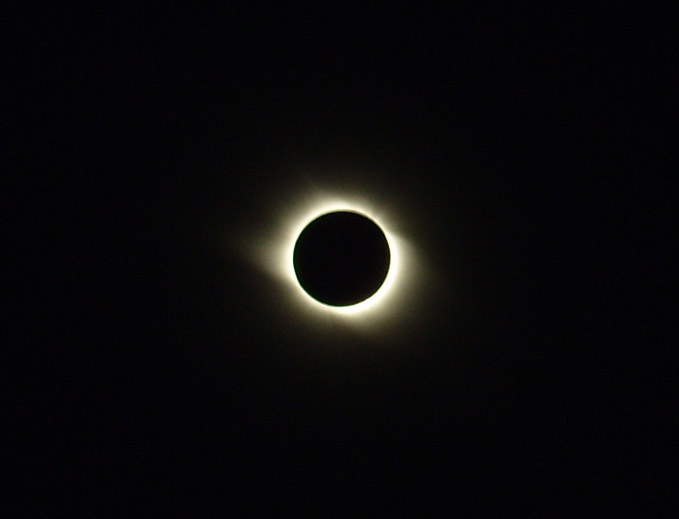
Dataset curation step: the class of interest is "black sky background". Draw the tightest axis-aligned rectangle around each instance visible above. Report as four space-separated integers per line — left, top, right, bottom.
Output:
6 3 672 516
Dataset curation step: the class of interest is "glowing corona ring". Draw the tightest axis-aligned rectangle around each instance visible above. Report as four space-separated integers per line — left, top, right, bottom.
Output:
238 187 422 334
269 191 412 320
287 208 398 314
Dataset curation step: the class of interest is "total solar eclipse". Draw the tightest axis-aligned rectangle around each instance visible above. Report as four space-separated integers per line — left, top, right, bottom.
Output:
293 211 391 307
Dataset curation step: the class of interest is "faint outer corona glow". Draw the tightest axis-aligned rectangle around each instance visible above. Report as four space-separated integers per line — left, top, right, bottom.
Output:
239 188 424 333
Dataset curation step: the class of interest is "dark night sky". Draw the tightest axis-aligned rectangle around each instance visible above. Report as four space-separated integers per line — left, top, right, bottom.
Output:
6 4 671 516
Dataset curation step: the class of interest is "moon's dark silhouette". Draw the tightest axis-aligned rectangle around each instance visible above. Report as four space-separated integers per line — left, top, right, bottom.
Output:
293 211 391 307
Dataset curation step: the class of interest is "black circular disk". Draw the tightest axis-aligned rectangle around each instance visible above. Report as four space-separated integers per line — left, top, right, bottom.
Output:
293 211 391 307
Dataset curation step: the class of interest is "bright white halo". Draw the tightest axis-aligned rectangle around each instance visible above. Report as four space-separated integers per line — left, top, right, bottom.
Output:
286 206 400 315
238 186 425 334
